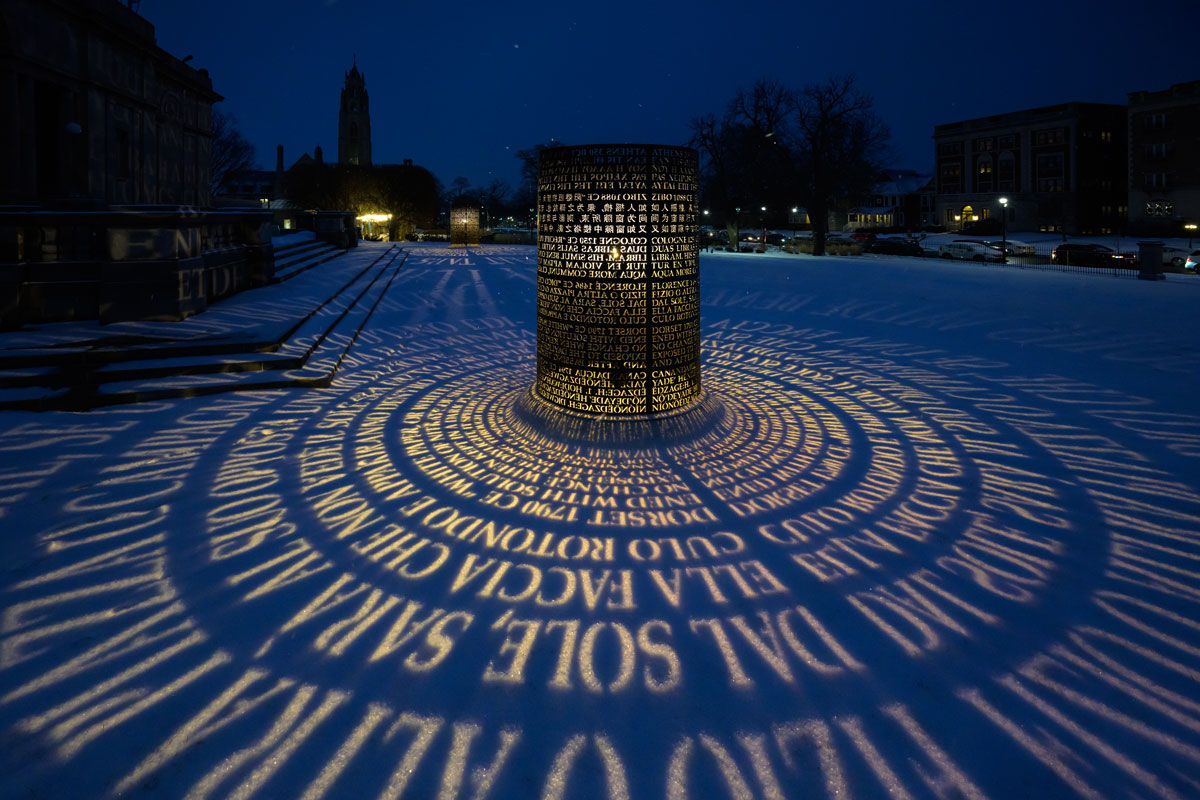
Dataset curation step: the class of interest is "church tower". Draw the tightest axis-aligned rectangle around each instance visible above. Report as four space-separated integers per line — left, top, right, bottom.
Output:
338 57 372 166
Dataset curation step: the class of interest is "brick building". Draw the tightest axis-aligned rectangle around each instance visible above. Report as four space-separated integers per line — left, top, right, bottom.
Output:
0 0 222 207
0 0 280 327
933 102 1128 235
1127 80 1200 234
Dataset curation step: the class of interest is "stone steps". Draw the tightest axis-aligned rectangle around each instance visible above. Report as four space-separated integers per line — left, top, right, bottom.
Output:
0 245 407 410
273 239 348 282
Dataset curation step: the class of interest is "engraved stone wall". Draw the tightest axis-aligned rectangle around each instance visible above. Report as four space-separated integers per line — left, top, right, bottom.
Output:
536 144 699 414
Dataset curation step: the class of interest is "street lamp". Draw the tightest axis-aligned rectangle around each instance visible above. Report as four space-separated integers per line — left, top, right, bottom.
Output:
760 205 767 249
1187 223 1197 248
999 196 1009 263
791 206 798 242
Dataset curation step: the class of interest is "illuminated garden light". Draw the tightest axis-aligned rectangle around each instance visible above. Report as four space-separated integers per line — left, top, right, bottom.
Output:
450 204 481 246
536 144 700 415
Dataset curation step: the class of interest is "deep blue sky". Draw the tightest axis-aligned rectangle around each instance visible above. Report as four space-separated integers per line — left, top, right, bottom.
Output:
147 0 1194 194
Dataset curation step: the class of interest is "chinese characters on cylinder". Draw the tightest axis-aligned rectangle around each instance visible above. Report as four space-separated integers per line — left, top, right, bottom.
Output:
536 144 700 415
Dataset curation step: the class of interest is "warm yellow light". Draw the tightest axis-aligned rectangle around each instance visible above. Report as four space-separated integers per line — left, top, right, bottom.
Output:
610 248 621 260
1187 224 1198 231
357 213 392 223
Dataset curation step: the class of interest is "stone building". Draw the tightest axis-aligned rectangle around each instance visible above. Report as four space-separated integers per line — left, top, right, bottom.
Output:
337 59 371 167
933 102 1128 235
1127 80 1200 234
0 0 221 207
0 0 282 327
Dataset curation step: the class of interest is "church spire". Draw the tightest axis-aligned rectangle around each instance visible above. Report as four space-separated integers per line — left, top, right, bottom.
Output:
338 57 371 166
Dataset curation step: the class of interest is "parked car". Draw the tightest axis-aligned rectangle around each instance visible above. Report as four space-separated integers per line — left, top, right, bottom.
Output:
1051 243 1135 267
939 241 1004 262
1160 246 1193 267
863 238 923 257
1184 251 1200 271
823 236 857 247
849 231 876 242
984 239 1035 256
764 233 785 246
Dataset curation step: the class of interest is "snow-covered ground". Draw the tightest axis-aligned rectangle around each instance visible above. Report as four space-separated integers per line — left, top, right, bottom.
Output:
2 242 1199 799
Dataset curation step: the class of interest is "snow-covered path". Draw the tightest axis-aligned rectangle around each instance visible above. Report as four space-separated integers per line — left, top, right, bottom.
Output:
2 242 1199 799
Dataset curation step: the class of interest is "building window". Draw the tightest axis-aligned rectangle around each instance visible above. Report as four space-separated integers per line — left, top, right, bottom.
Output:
1100 131 1112 142
1034 128 1066 146
1145 172 1169 189
973 138 994 152
998 134 1017 149
1145 142 1174 160
997 153 1017 192
116 128 131 180
1146 112 1168 130
1146 200 1174 217
975 156 993 193
1036 153 1065 192
938 142 963 156
939 162 962 193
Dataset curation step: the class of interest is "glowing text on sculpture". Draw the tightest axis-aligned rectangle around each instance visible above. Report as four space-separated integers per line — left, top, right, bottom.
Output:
536 145 700 414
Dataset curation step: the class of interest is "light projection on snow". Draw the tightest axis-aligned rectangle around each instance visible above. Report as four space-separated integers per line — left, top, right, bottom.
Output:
535 145 701 415
2 246 1200 799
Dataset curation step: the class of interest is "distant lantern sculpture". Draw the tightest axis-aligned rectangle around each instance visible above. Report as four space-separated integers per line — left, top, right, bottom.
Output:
535 144 700 415
450 204 480 246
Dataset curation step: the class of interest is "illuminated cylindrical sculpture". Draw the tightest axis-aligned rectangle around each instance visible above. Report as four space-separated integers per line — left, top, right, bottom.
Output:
450 204 480 246
536 144 699 415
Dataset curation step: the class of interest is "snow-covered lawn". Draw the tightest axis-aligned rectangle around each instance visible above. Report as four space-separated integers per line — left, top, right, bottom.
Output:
2 243 1198 798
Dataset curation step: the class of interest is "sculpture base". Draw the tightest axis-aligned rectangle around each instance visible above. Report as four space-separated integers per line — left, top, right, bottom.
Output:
514 387 723 448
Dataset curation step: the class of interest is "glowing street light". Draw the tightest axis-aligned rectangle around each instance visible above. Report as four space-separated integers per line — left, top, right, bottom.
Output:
999 196 1009 263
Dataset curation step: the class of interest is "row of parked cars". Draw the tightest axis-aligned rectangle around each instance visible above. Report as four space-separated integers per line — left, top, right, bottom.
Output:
707 227 1200 271
823 233 1033 261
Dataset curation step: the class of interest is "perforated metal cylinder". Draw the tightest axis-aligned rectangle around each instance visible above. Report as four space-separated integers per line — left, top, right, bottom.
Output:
536 144 700 415
449 205 480 246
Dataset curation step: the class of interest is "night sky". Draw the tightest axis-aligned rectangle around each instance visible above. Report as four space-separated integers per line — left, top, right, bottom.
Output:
147 0 1195 193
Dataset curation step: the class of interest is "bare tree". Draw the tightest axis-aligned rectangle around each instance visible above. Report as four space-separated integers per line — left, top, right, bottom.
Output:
210 107 256 195
476 178 511 227
447 176 472 204
512 140 564 224
789 75 890 255
692 76 889 255
691 79 795 248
